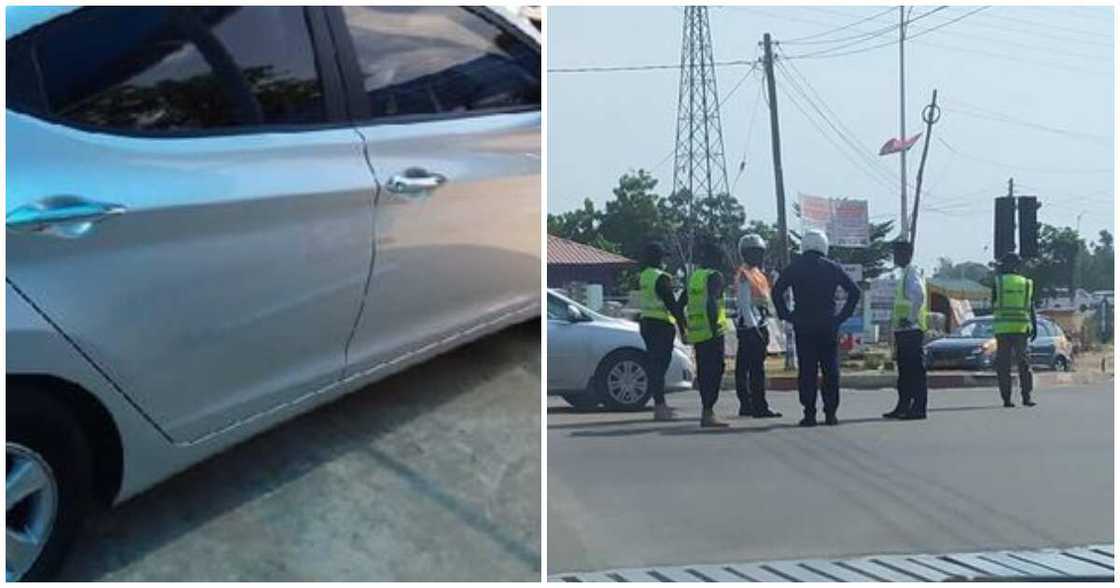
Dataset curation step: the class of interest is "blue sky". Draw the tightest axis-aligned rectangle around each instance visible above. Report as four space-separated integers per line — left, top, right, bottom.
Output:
547 5 1115 269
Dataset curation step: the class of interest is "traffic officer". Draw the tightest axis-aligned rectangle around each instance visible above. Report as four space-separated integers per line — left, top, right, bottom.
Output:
681 241 730 428
639 242 689 422
883 238 930 420
772 230 861 427
992 252 1038 407
734 234 781 418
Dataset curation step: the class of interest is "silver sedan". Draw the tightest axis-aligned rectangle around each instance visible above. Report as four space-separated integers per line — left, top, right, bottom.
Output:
6 6 540 580
547 290 695 410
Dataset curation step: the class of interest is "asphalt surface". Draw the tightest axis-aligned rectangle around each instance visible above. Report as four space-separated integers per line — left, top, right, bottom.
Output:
548 380 1114 574
60 320 541 581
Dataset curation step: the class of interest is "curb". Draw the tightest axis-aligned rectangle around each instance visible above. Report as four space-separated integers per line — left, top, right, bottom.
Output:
721 371 1113 391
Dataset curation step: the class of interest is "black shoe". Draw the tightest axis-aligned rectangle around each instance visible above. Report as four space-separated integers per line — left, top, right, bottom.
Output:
1023 399 1036 407
798 416 817 427
824 414 839 426
883 410 906 419
738 406 753 417
754 409 783 418
899 413 927 420
1003 400 1015 408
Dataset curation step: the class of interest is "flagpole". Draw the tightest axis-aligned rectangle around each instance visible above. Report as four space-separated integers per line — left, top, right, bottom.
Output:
899 5 908 241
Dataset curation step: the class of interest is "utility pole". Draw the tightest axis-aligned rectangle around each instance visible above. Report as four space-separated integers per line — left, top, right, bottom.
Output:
1007 177 1014 199
762 33 789 268
762 32 794 370
898 5 908 240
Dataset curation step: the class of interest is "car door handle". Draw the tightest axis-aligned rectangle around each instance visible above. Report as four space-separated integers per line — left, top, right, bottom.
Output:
385 168 447 196
7 196 126 237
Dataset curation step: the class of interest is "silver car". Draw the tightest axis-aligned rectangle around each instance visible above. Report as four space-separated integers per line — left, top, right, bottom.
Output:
547 290 694 410
6 6 539 580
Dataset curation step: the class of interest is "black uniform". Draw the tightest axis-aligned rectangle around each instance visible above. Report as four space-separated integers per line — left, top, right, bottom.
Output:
772 251 861 420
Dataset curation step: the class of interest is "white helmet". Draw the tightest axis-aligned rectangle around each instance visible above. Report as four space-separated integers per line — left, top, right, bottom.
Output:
802 229 829 256
738 234 766 252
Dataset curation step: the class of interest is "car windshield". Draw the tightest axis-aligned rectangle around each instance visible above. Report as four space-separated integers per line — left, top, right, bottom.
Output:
951 319 995 338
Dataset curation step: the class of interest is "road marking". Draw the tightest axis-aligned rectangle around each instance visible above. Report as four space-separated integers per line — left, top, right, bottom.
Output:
549 544 1114 582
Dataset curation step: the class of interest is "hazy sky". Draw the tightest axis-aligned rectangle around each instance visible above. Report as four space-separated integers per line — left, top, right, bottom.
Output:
547 5 1115 269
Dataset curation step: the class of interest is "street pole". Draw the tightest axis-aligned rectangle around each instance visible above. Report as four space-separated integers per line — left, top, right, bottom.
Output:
762 33 789 269
909 89 940 244
899 5 908 241
762 32 794 369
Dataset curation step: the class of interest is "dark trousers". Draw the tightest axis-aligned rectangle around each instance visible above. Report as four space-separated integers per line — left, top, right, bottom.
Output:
640 318 676 406
996 333 1033 402
694 335 725 411
794 326 840 417
735 326 769 413
894 329 928 415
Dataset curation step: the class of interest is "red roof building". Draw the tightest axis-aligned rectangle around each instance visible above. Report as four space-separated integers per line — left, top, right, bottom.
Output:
547 235 637 291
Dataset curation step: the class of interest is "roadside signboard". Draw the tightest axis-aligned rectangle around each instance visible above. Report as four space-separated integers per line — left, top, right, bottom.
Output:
799 193 870 247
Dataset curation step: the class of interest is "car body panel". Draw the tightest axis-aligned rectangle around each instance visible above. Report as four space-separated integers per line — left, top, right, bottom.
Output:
346 112 541 378
7 111 375 443
546 291 693 396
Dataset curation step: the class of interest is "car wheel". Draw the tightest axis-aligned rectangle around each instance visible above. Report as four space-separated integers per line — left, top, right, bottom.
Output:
1054 356 1071 372
593 349 652 411
560 394 600 410
7 391 92 581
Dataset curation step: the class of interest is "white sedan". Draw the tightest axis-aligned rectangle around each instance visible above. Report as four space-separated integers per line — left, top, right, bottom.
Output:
547 290 694 410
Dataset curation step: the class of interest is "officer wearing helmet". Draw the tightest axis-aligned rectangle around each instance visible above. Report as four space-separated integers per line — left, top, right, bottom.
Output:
992 252 1038 407
772 229 861 426
638 241 689 421
734 233 781 418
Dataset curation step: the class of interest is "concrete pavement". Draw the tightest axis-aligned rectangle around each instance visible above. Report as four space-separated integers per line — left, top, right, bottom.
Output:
548 381 1113 575
60 321 541 581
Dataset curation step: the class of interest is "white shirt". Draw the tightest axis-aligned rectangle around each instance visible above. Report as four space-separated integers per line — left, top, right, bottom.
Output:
900 264 927 325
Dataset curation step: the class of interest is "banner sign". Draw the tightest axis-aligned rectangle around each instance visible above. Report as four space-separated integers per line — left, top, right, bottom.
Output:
869 278 896 323
799 193 870 247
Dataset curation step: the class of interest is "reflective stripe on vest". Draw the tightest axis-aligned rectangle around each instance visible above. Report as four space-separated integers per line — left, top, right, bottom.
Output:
686 269 727 344
994 273 1033 334
891 266 929 331
639 267 674 323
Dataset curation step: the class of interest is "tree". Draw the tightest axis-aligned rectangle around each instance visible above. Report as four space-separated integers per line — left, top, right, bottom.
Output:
1027 224 1088 300
597 170 667 262
547 198 601 245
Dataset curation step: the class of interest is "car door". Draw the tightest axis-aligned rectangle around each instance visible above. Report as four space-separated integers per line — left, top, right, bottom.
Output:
546 294 591 391
6 7 376 443
325 6 541 377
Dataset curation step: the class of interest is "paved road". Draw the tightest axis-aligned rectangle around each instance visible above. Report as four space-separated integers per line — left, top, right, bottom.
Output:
548 381 1113 574
61 321 541 581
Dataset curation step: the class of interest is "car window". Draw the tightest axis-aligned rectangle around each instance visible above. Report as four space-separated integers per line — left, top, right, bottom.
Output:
339 6 540 119
953 320 994 338
15 7 325 132
547 295 569 321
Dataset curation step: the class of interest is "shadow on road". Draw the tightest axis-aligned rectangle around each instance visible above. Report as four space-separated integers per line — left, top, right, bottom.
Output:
61 319 541 581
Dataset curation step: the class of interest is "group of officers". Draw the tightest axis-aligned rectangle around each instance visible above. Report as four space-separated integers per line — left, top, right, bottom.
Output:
638 229 1038 428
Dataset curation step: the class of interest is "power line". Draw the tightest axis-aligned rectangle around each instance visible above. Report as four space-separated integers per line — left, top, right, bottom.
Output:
779 6 898 44
940 103 1112 144
911 38 1112 76
781 6 961 59
549 59 756 73
937 137 1113 174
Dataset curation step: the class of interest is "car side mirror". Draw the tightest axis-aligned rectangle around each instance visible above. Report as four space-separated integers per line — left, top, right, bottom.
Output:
566 304 588 323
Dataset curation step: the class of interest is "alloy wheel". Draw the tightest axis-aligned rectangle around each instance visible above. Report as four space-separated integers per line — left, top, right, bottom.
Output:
6 443 58 581
606 360 648 406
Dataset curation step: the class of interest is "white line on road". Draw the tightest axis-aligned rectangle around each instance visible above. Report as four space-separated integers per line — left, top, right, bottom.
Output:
549 544 1114 582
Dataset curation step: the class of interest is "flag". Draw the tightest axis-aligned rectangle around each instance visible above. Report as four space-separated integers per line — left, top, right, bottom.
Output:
878 133 923 156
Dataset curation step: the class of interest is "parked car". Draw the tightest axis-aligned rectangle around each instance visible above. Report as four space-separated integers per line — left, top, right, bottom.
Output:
547 290 694 410
924 316 1074 372
6 6 539 580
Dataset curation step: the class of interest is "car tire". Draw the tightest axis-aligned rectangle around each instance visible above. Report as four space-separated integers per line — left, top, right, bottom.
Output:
560 394 600 410
1054 356 1071 372
593 349 653 411
7 390 92 582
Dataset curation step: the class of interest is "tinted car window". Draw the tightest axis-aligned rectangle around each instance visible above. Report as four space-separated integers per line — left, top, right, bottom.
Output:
340 6 540 119
16 7 324 132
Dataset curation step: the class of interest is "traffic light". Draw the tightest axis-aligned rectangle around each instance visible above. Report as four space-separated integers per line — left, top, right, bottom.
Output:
994 196 1016 262
1018 196 1040 259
